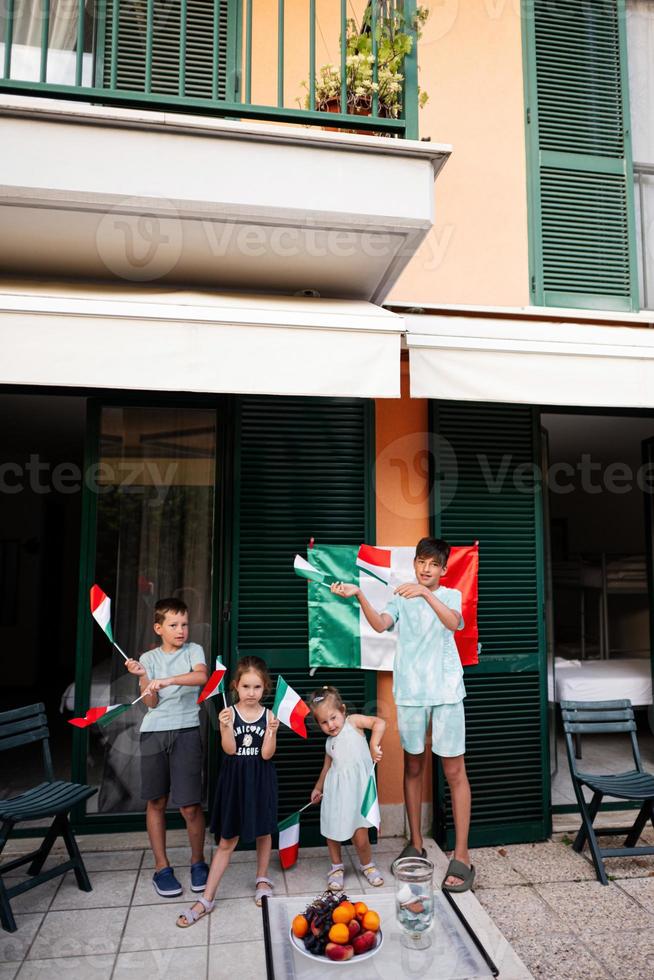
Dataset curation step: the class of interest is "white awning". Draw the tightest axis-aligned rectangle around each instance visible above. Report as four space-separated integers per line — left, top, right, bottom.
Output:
0 282 402 398
406 314 654 408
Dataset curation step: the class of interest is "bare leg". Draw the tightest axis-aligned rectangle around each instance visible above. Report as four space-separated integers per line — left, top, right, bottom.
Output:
351 827 371 867
176 835 239 925
146 797 169 871
255 834 273 896
180 803 206 864
327 839 343 865
442 755 471 886
403 750 426 851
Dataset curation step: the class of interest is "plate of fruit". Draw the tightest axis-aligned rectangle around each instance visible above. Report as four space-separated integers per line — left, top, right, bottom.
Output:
290 892 382 964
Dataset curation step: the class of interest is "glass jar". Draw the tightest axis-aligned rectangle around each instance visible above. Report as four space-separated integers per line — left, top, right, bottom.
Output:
394 856 435 949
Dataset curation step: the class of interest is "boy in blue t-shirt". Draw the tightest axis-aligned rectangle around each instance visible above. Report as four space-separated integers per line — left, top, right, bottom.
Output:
125 597 209 898
331 537 474 892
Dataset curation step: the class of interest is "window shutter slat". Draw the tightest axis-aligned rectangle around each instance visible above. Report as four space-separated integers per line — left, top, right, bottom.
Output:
234 396 376 844
102 0 229 100
526 0 638 311
433 401 548 847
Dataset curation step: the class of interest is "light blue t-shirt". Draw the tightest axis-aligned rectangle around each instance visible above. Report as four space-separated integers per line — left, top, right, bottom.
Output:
139 642 206 733
384 586 465 707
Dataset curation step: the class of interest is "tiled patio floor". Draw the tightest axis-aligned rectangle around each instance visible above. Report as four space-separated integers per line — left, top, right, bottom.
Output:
3 825 654 978
1 831 530 979
473 826 654 980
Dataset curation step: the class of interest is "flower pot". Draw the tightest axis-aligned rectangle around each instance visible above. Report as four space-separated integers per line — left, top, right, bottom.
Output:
319 96 387 135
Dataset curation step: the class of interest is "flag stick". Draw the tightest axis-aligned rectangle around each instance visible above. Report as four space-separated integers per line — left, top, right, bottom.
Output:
222 691 227 709
298 800 314 814
113 642 129 661
131 692 147 705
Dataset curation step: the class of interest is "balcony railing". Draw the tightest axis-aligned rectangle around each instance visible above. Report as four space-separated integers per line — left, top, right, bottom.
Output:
0 1 422 138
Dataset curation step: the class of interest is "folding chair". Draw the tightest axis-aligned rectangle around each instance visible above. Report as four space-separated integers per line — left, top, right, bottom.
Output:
561 699 654 885
0 704 97 932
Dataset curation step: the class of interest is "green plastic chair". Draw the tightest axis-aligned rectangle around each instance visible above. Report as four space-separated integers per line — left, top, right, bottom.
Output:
0 703 97 932
561 699 654 885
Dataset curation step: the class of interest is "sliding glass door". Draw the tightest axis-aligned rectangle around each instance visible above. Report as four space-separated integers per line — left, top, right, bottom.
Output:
72 401 220 822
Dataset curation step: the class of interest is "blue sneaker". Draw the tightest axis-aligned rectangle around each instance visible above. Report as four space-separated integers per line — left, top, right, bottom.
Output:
153 866 183 897
190 860 209 892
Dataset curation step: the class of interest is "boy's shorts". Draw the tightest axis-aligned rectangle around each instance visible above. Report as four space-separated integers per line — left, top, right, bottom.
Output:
396 702 465 757
140 727 203 807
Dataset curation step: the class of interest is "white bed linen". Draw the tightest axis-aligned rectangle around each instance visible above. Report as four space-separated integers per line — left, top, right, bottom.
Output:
550 657 653 706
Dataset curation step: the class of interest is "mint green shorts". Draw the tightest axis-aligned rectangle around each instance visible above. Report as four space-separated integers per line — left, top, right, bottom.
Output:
396 702 466 757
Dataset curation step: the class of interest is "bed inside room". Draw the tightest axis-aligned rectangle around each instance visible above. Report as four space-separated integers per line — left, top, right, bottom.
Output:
542 413 654 807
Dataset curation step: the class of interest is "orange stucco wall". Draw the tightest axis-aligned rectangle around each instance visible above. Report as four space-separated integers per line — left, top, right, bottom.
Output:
374 361 431 807
250 2 530 309
390 2 530 307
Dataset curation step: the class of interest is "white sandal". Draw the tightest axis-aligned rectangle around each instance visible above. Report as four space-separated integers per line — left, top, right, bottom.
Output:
360 862 384 887
176 896 215 928
327 864 345 892
254 875 274 906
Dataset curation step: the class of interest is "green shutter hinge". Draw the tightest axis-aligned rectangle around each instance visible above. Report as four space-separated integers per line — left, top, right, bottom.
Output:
531 274 536 295
526 107 531 124
222 600 232 622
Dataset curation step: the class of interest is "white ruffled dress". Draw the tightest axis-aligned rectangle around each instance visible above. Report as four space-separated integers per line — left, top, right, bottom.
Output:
320 719 374 841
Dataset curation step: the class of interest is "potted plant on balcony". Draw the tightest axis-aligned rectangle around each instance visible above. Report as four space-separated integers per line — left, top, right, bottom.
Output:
302 4 429 128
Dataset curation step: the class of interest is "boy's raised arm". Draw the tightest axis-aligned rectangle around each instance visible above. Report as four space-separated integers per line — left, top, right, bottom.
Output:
330 582 393 633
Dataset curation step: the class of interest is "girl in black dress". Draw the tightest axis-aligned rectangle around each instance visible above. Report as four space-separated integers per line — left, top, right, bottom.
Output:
177 656 279 927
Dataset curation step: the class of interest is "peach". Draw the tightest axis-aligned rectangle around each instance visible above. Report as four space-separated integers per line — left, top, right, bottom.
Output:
325 942 354 962
352 930 377 955
348 919 361 940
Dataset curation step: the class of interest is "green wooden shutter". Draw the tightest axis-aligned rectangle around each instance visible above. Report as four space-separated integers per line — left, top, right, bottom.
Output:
232 396 376 843
432 402 549 847
523 0 638 311
100 0 234 101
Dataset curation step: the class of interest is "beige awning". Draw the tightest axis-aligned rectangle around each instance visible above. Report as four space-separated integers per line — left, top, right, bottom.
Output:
0 281 403 398
406 313 654 408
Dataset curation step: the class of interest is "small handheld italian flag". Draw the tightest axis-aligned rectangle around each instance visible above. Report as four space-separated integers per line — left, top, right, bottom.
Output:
90 585 128 660
361 766 380 830
272 676 310 739
293 555 329 585
68 693 145 729
197 661 227 705
278 810 301 869
356 544 392 586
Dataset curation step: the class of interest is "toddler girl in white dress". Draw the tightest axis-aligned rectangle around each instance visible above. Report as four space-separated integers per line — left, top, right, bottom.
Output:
310 685 386 891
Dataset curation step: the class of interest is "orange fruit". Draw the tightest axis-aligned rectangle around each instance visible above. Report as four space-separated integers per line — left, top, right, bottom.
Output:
362 910 381 933
354 901 368 920
328 923 350 945
332 901 356 924
292 914 309 939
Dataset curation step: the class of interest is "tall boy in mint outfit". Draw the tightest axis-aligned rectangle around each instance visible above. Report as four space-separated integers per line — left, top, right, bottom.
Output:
331 536 474 892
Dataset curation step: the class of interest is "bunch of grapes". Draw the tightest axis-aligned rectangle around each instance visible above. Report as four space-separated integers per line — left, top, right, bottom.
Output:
301 891 349 956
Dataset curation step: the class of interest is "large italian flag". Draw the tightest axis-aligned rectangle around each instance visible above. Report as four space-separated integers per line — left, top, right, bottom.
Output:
307 543 479 671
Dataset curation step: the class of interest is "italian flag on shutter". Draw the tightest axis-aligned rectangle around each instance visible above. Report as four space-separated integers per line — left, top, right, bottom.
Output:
307 543 479 671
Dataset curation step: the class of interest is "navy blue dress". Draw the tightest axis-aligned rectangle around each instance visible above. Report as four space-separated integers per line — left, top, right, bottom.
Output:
210 705 278 842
